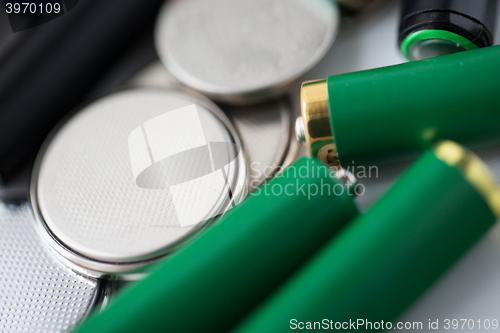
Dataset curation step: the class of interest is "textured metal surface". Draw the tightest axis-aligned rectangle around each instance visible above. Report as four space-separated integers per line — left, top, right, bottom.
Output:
0 202 100 333
32 87 246 274
225 102 290 189
155 0 340 103
130 61 299 190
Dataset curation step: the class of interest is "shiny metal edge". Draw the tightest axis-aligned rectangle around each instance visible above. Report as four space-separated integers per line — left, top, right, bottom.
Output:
433 140 500 219
300 78 339 167
154 0 341 104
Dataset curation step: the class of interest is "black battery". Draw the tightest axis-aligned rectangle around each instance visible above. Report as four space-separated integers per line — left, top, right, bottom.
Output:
398 0 497 60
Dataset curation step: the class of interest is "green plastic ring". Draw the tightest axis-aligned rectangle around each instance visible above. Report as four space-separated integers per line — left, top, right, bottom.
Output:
400 29 479 60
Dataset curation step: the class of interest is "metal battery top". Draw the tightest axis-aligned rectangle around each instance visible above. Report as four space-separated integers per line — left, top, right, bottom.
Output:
31 86 247 276
155 0 340 104
129 61 300 190
0 202 107 333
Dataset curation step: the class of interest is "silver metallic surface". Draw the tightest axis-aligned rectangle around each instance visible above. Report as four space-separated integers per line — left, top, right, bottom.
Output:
224 101 292 190
31 86 247 275
0 202 103 333
130 61 299 190
334 168 358 195
155 0 340 104
295 116 306 143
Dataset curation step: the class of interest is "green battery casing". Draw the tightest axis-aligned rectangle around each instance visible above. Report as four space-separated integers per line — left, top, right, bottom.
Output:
73 157 359 333
235 141 500 333
301 45 500 167
331 45 500 165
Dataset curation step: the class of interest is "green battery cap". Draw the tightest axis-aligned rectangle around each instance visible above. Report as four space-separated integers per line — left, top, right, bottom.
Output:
298 45 500 168
234 141 500 332
400 29 478 61
73 157 359 333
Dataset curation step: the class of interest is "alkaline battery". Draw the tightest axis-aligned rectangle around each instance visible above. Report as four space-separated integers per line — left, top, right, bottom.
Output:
296 45 500 168
73 158 359 333
399 0 497 60
234 141 500 333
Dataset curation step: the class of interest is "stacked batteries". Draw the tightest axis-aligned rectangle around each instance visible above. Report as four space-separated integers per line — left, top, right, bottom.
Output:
1 0 344 331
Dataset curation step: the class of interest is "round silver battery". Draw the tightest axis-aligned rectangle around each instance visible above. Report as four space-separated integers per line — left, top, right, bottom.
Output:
0 202 107 333
225 102 298 190
130 61 301 190
155 0 340 104
31 86 247 276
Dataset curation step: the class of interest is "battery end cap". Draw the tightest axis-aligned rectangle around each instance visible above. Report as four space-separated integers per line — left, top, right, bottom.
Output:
432 141 500 219
300 78 339 167
401 29 478 61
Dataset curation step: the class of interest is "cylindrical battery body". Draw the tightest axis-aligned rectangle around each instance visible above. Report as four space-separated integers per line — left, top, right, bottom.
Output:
73 157 359 333
0 0 165 182
300 45 500 167
235 141 500 333
399 0 497 60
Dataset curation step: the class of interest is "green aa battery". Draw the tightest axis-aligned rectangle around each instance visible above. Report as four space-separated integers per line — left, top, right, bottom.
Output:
297 45 500 168
234 141 500 333
73 158 359 333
